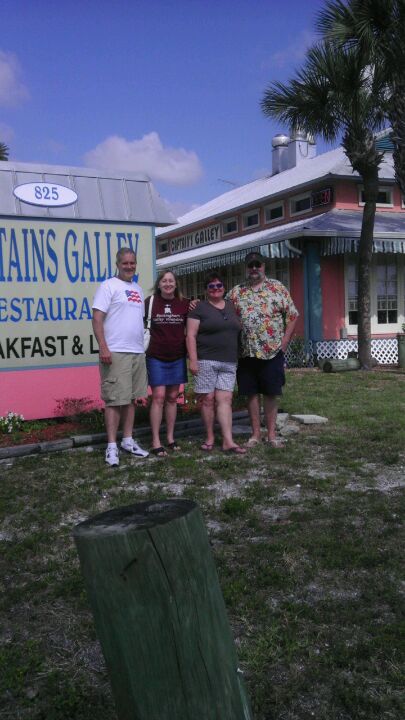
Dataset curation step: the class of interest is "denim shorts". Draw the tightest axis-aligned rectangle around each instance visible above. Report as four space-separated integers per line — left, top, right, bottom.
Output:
146 356 187 387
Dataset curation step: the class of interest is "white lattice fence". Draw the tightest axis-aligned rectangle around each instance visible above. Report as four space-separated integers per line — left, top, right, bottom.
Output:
285 340 314 368
315 338 398 365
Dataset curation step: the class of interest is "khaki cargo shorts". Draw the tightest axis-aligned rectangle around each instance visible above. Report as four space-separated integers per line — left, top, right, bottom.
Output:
100 352 148 406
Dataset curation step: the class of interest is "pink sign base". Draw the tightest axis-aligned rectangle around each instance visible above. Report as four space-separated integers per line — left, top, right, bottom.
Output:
2 366 103 420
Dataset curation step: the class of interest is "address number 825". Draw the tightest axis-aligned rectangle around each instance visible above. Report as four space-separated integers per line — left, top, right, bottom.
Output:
35 185 59 200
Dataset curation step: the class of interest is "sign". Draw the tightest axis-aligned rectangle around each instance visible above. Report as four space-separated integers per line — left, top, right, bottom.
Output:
0 219 154 370
169 223 220 254
13 182 78 208
311 187 332 208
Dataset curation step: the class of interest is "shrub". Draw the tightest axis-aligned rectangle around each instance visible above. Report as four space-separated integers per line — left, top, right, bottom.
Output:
0 411 24 434
54 397 93 420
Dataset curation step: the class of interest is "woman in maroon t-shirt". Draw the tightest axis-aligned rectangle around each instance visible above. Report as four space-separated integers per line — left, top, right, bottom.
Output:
145 271 189 456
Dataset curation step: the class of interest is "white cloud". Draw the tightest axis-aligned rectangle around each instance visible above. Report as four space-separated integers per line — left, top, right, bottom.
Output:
47 139 66 156
0 51 30 107
267 30 317 70
0 122 14 144
161 197 200 223
84 132 203 186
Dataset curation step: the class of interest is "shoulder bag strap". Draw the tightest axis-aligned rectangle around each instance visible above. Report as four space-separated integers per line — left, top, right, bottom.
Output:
145 294 154 329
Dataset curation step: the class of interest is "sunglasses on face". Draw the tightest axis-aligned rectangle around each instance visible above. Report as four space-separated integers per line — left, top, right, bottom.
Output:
247 261 262 269
207 282 224 290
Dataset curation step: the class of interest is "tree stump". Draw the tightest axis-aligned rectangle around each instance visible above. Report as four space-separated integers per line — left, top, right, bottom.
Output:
73 499 253 720
322 358 360 372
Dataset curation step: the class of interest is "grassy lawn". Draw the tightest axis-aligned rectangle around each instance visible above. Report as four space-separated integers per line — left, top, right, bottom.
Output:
1 369 404 719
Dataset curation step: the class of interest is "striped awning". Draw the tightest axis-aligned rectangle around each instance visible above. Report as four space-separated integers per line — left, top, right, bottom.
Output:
165 241 291 276
321 236 405 255
157 209 405 275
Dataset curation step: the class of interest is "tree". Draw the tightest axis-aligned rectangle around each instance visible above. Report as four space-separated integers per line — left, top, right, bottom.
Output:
317 0 405 193
0 142 9 161
261 41 387 368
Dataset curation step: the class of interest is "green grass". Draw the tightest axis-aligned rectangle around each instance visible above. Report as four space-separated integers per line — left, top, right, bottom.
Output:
1 369 404 719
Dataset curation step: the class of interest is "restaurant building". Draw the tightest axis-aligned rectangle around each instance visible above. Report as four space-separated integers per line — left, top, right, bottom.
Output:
156 129 404 366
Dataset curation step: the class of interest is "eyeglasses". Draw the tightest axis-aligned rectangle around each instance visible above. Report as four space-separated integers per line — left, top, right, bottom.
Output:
207 282 224 290
247 261 262 269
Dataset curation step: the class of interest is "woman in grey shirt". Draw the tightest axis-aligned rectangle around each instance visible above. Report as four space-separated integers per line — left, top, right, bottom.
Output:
187 272 246 454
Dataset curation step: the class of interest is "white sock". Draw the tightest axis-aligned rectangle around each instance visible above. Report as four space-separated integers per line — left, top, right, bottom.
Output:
107 442 117 450
122 436 133 446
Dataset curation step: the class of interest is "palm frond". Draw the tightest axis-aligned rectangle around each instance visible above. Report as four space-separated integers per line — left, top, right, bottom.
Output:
0 142 9 161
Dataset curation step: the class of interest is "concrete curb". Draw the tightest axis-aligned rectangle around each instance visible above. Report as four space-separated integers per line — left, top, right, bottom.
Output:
0 410 251 460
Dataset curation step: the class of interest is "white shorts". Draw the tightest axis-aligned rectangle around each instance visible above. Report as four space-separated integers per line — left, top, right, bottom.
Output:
193 360 237 394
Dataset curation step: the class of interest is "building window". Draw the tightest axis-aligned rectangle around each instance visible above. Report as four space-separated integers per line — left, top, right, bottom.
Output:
264 202 284 224
275 259 290 289
157 239 169 255
181 274 195 300
347 262 358 325
227 262 245 288
346 255 403 331
222 217 238 236
359 186 394 207
290 193 311 216
195 272 206 300
242 209 260 230
377 258 397 324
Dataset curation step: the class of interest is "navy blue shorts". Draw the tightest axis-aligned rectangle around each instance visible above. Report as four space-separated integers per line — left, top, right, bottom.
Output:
237 352 285 397
146 356 187 387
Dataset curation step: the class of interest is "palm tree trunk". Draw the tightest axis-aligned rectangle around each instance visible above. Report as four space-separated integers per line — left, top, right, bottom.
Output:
357 168 378 369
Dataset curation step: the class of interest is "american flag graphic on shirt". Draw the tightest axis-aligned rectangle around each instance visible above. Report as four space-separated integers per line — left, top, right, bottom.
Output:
125 289 142 303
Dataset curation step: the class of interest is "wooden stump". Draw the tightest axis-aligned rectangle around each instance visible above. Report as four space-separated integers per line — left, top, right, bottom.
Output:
73 499 253 720
322 358 360 373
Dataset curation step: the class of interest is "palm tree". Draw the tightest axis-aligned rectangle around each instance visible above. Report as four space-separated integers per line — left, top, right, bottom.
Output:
261 41 387 368
0 142 9 161
317 0 405 193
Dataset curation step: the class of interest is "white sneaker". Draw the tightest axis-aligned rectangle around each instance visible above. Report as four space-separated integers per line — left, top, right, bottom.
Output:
105 446 119 466
120 439 149 458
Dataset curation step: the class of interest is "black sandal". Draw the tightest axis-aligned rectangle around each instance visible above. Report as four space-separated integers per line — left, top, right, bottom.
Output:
150 446 167 457
167 442 181 451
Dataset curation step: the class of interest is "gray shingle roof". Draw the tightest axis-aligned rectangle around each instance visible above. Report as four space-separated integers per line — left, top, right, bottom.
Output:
0 160 175 225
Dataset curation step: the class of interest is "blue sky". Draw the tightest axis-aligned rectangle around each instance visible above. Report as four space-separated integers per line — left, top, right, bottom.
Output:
2 0 330 219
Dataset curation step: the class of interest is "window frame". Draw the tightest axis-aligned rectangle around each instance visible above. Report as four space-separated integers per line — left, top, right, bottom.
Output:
358 185 394 208
264 201 284 225
242 208 260 230
157 239 169 256
221 216 238 237
345 254 404 334
289 192 312 217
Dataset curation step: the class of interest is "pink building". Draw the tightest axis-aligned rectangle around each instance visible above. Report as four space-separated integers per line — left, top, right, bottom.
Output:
156 129 405 366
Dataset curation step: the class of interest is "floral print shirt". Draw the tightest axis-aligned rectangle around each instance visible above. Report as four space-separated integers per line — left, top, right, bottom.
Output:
228 278 298 359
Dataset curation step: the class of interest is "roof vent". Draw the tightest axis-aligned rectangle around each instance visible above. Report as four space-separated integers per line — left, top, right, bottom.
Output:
288 128 317 169
291 126 307 142
272 133 290 148
271 134 290 175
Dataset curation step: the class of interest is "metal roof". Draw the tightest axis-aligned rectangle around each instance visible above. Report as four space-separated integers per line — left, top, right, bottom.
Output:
157 209 405 274
0 159 175 225
157 145 396 236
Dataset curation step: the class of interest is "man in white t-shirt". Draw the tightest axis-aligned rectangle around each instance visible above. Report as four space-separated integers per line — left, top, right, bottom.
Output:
92 248 149 466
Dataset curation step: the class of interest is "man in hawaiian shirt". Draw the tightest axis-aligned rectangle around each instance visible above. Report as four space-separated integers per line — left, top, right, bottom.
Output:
228 251 298 448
